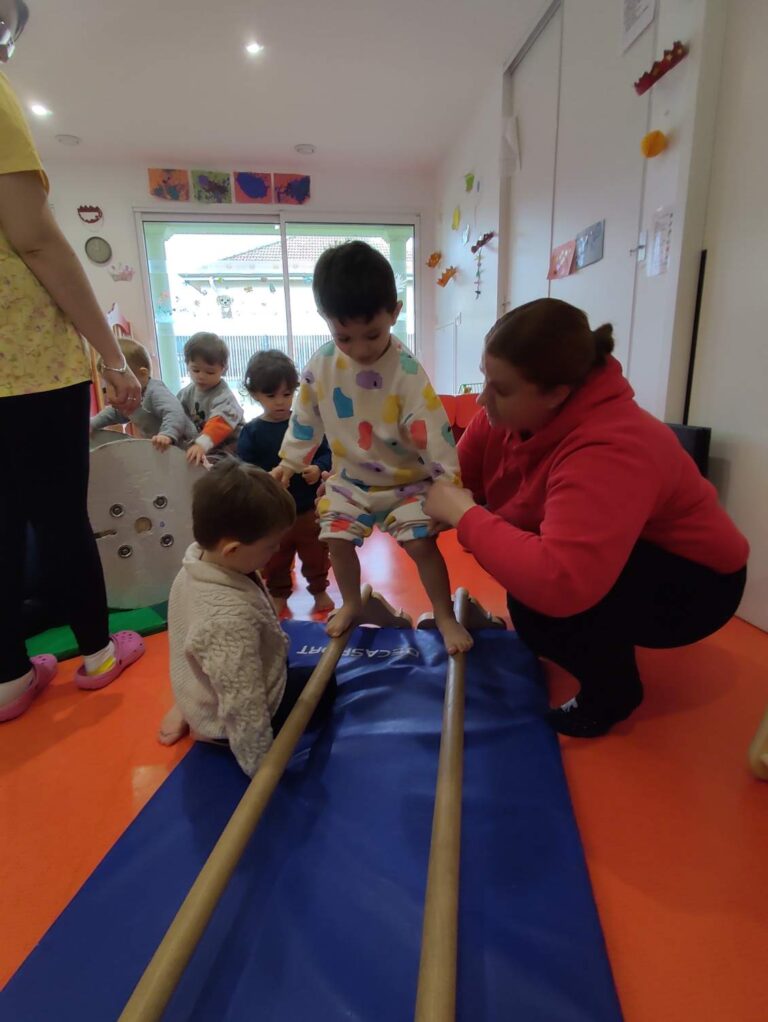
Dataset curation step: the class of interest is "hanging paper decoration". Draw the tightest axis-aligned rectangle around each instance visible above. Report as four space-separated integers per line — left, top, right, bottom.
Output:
274 173 311 205
77 204 103 224
109 263 135 282
148 168 190 201
547 240 576 280
470 231 496 255
462 225 471 245
634 41 689 95
464 172 475 193
106 302 131 336
451 207 461 231
474 250 483 299
216 294 234 319
234 171 272 203
437 266 458 287
574 221 605 270
641 130 669 157
426 251 442 268
192 171 232 203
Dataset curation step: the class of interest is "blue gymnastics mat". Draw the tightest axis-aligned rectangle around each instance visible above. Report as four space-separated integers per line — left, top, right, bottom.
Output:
2 623 622 1022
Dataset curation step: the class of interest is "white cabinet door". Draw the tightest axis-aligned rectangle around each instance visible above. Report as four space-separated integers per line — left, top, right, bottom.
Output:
548 0 654 365
499 5 562 315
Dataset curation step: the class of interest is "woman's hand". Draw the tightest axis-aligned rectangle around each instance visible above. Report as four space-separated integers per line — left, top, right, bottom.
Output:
423 480 477 529
103 365 141 414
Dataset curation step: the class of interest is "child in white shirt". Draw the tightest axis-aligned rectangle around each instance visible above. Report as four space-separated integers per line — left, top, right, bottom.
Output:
275 241 471 655
158 461 335 776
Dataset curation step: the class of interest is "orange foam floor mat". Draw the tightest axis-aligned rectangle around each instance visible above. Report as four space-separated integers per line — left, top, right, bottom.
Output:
2 531 767 1020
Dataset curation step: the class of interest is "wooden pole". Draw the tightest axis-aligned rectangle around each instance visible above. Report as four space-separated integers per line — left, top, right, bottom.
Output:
118 585 372 1022
414 588 470 1022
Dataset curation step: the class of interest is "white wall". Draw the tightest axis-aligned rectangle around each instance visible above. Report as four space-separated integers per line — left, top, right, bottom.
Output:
432 0 727 419
432 73 504 393
688 0 768 631
46 161 436 374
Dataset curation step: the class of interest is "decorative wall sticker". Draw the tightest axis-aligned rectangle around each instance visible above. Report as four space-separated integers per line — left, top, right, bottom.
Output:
634 41 689 95
77 204 103 224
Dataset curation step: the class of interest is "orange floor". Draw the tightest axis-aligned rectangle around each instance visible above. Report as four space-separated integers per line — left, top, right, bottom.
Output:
2 531 767 1020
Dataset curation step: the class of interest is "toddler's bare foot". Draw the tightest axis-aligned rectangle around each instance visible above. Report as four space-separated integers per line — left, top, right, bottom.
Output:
436 615 474 656
312 591 335 617
272 596 288 617
326 601 362 637
158 704 189 746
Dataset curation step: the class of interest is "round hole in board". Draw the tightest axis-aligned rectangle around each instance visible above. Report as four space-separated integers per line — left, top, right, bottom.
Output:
118 545 133 558
153 496 168 509
134 516 153 534
160 534 174 548
110 504 125 518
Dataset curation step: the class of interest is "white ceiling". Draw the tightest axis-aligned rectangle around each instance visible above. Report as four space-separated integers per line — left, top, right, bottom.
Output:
7 0 544 170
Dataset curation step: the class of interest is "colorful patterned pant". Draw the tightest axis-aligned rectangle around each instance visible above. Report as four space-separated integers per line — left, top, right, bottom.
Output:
317 474 432 546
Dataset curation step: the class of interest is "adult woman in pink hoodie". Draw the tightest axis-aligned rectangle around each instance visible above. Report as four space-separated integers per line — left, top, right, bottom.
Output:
424 299 748 737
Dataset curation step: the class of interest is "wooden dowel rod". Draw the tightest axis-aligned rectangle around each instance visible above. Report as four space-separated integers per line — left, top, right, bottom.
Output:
414 588 470 1022
119 585 372 1022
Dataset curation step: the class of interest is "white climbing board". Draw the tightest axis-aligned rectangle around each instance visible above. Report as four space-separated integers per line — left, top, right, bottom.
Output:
88 437 204 609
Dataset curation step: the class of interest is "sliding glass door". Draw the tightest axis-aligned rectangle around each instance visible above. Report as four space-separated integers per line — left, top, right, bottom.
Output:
140 215 416 416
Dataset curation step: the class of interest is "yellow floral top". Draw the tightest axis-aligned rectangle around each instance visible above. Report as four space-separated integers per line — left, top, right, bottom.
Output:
0 72 90 398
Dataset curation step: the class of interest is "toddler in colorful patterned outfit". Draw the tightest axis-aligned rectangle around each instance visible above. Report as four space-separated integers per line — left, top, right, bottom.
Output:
274 241 472 655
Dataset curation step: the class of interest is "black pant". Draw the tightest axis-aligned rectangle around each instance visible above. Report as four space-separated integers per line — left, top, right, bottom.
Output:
0 382 110 682
270 665 337 736
506 541 747 717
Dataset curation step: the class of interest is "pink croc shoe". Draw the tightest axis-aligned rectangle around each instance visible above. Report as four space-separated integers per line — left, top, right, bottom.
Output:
74 631 146 691
0 655 58 723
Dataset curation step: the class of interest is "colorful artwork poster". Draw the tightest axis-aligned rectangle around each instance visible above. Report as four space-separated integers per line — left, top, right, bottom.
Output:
148 168 189 201
234 171 272 204
575 220 605 270
547 239 576 280
274 173 311 205
192 170 232 204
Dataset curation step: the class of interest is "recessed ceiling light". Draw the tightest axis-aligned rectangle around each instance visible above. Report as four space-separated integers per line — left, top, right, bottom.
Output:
55 133 81 146
294 143 316 155
245 41 263 55
30 103 52 117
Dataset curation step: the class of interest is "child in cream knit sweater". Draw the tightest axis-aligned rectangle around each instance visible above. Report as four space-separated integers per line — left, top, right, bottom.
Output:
158 460 335 776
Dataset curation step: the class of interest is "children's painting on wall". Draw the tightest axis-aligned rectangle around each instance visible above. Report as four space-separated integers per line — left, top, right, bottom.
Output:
234 171 272 204
148 168 190 201
274 173 311 205
192 170 232 204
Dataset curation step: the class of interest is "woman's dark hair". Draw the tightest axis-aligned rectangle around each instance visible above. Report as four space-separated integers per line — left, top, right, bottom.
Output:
16 2 29 35
243 350 299 395
192 461 295 549
184 332 229 368
485 298 615 389
313 241 398 324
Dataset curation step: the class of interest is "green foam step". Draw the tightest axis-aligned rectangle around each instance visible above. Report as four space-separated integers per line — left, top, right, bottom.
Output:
26 603 168 662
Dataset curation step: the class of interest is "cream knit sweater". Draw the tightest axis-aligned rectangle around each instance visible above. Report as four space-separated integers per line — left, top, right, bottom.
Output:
168 544 289 776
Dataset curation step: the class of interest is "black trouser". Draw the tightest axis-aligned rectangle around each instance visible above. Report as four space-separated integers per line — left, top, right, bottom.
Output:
270 665 337 736
506 541 747 717
0 382 110 683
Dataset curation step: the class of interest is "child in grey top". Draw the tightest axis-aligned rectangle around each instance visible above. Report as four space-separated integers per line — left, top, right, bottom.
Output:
90 338 196 449
177 332 244 464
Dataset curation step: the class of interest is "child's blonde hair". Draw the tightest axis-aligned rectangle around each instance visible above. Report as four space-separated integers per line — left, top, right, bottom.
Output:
98 337 152 377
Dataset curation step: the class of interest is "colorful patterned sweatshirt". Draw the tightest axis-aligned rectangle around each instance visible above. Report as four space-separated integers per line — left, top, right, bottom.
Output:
278 339 460 491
